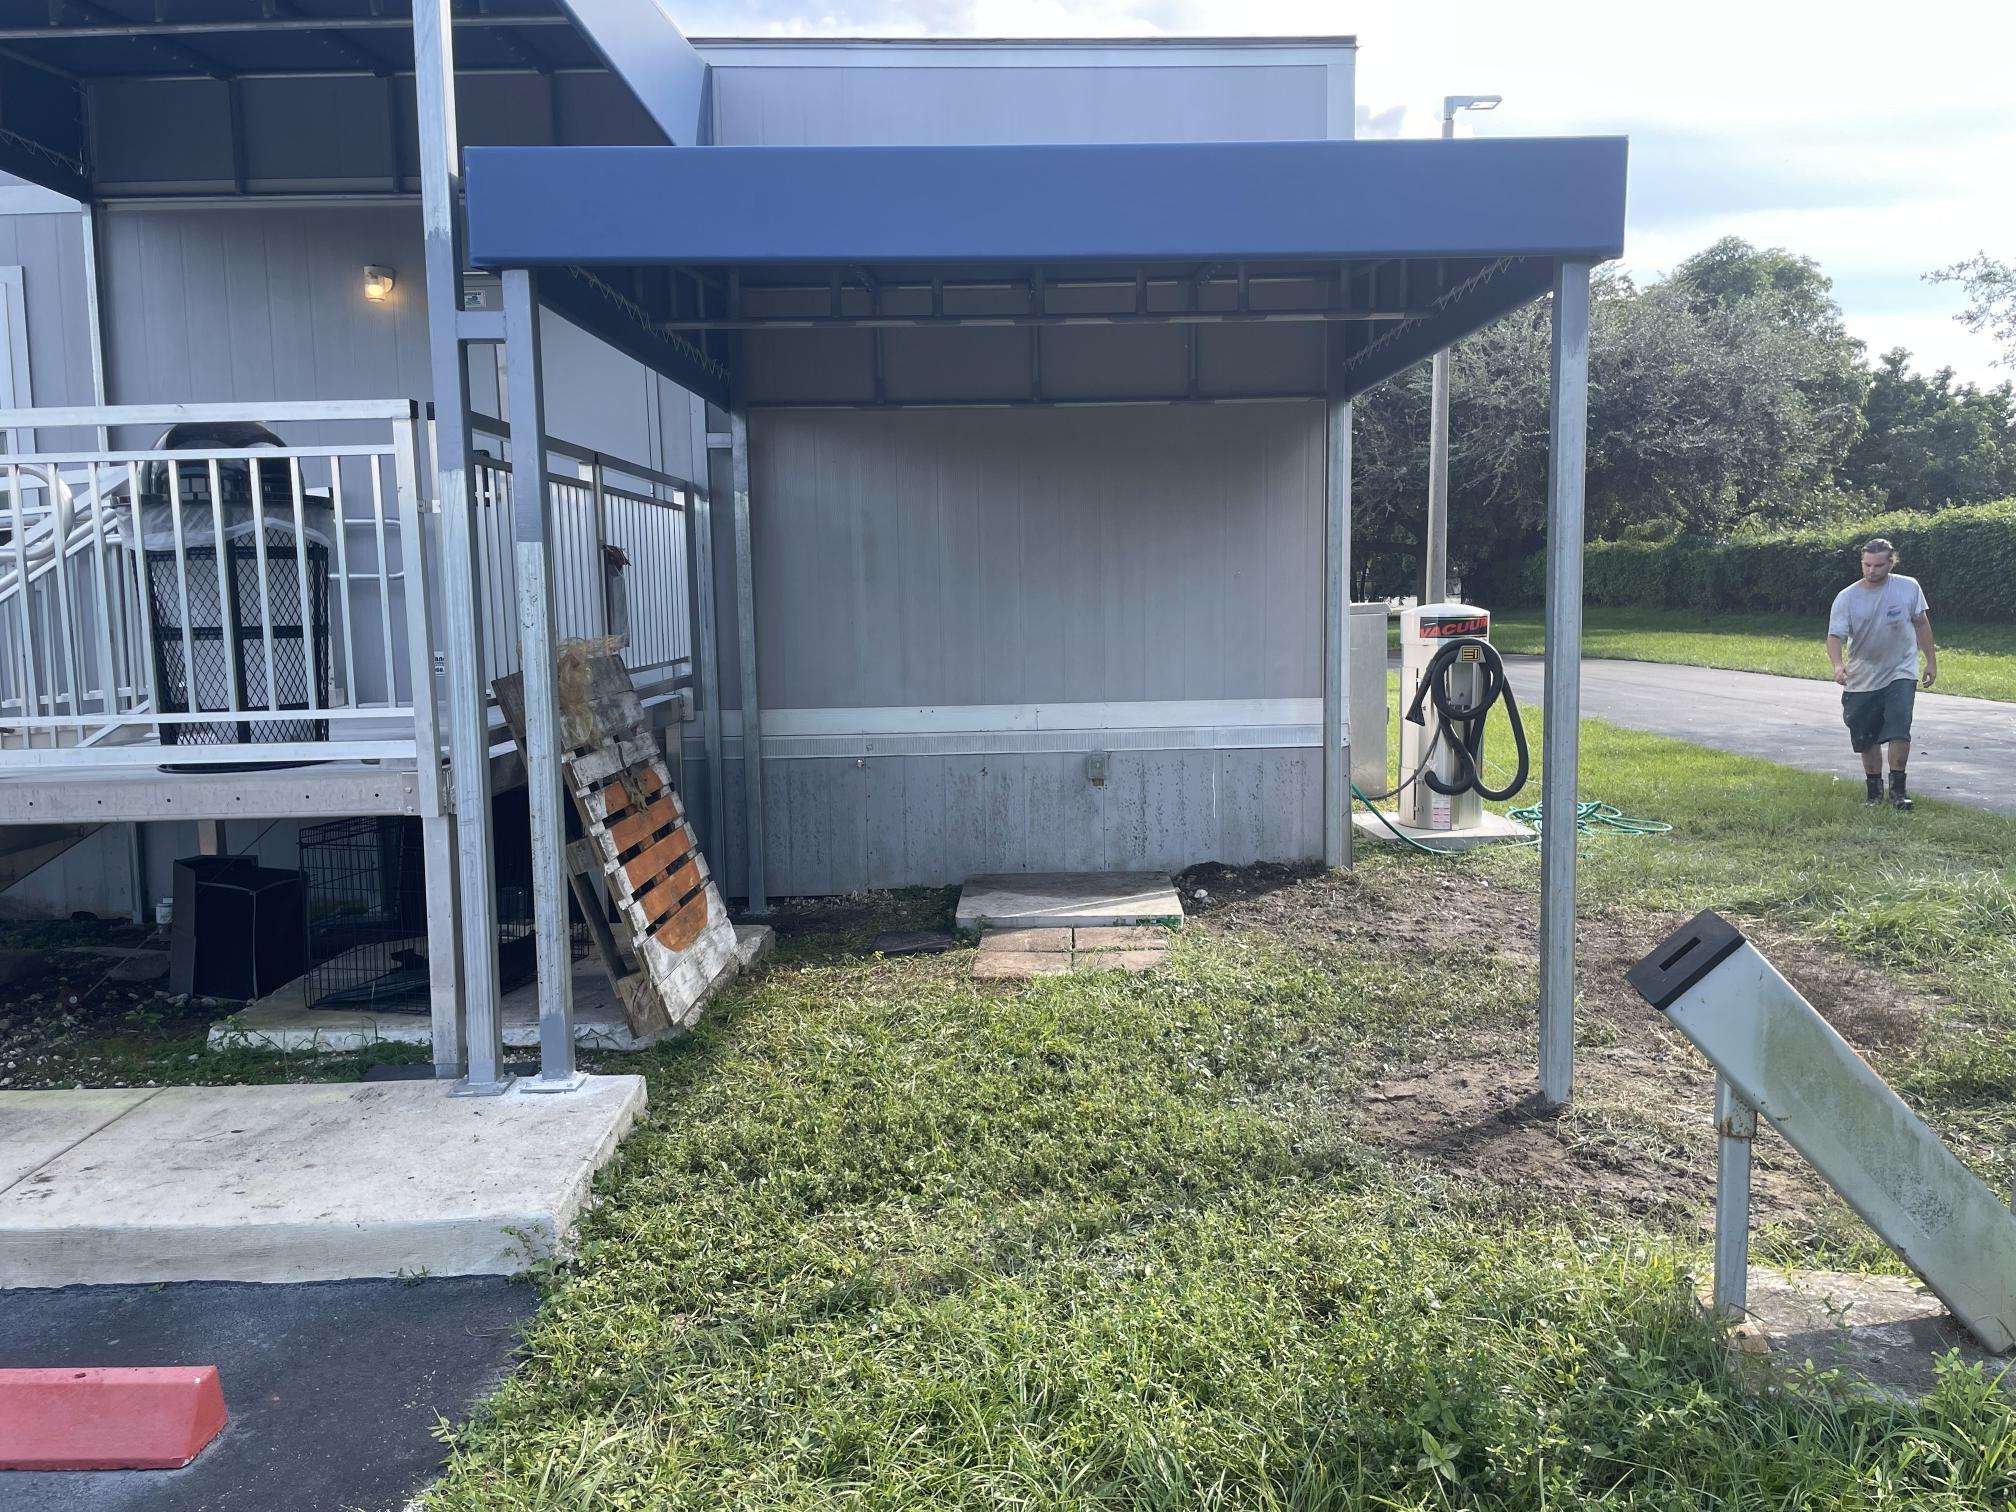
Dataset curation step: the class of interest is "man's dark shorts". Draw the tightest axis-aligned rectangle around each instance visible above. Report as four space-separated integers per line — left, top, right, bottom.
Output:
1842 677 1916 752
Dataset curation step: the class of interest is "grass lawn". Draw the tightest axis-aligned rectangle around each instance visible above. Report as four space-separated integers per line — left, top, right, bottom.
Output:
1486 606 2016 704
389 696 2016 1508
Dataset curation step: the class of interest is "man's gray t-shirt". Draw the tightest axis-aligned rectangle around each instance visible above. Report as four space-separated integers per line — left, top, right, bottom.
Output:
1828 574 1928 693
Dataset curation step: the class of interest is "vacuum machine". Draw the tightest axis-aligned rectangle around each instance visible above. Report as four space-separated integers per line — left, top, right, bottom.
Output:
1393 601 1530 832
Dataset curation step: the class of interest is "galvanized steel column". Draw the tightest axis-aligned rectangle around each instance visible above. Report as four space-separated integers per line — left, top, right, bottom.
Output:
414 0 506 1093
1323 394 1353 869
1538 259 1592 1108
688 399 728 865
729 408 767 914
1424 349 1450 604
503 268 580 1090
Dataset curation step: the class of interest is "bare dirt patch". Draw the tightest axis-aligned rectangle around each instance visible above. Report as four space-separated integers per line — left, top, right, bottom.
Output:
1178 859 1942 1226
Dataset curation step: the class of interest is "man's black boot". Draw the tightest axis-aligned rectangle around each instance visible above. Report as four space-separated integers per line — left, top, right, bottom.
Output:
1865 773 1883 804
1888 771 1912 811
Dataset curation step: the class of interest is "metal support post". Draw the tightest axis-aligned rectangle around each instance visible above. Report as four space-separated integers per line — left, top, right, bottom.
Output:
414 0 509 1094
688 400 727 863
195 820 224 856
502 268 580 1091
729 407 767 915
1322 392 1353 869
1424 348 1450 604
1712 1074 1757 1319
1538 259 1592 1109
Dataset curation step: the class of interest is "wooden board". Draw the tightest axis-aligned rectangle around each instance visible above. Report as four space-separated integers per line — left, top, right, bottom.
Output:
494 645 741 1038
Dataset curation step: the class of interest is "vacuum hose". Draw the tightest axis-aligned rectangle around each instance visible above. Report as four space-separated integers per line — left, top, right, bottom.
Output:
1402 636 1530 804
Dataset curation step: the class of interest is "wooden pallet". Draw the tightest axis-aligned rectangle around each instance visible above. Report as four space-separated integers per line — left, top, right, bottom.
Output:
494 647 740 1039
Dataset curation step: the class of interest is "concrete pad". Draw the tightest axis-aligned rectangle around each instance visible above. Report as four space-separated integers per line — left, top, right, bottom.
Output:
1072 949 1167 973
0 1074 645 1287
1351 807 1532 853
957 872 1183 932
971 951 1071 980
209 924 774 1057
1722 1269 2013 1403
1072 926 1169 951
979 927 1072 953
0 1089 160 1194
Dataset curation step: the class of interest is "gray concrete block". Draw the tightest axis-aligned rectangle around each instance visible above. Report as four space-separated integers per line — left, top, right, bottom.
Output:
971 952 1071 980
0 1074 646 1287
979 927 1072 953
956 872 1183 932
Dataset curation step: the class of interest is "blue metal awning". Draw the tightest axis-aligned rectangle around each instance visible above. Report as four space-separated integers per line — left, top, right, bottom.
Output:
463 135 1627 407
466 137 1626 268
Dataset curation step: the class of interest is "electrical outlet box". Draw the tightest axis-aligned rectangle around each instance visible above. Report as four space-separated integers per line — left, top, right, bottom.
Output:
1086 751 1109 787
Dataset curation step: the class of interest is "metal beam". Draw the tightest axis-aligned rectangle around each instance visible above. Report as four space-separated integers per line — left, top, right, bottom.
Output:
1322 376 1352 870
37 0 233 76
415 0 508 1095
503 265 580 1092
728 405 766 916
0 16 575 41
1424 346 1450 603
1538 258 1590 1109
686 396 727 867
658 307 1425 333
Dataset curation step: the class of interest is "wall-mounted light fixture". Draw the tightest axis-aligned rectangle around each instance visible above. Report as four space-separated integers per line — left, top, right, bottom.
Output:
362 265 396 304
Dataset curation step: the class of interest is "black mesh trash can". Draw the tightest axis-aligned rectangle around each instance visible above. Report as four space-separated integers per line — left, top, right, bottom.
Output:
142 437 331 748
168 857 309 1002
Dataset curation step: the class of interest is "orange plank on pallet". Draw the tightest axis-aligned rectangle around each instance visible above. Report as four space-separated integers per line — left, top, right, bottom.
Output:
605 792 685 855
630 852 702 927
592 766 662 818
653 888 714 952
623 826 694 891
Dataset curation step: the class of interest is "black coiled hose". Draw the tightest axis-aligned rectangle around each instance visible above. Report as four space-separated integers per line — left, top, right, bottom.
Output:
1402 636 1530 803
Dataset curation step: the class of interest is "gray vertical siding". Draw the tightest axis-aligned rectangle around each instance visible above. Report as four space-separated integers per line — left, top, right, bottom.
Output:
696 402 1329 896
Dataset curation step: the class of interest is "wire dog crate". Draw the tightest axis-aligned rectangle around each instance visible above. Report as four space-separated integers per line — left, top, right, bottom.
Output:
301 809 586 1014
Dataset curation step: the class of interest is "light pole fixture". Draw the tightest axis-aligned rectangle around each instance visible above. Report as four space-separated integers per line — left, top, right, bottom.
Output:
1425 93 1503 606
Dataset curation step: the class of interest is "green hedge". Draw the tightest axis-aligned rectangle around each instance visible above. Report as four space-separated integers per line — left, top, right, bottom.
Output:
1483 499 2016 617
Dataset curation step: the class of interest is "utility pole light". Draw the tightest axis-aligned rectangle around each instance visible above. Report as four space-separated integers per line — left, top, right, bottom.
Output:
1424 92 1502 606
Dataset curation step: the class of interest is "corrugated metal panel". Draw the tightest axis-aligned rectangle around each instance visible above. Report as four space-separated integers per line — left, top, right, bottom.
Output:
699 402 1326 895
0 208 97 451
711 62 1333 146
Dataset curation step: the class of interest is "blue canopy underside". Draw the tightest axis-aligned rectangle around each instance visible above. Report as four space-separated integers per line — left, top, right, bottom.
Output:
463 136 1627 405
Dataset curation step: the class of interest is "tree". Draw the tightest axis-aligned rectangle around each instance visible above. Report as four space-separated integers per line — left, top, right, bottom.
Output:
1841 348 2016 507
1930 254 2016 369
1350 258 1875 594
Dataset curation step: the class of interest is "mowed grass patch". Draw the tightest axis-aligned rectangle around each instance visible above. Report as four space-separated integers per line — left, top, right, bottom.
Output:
1487 606 2016 703
420 699 2016 1508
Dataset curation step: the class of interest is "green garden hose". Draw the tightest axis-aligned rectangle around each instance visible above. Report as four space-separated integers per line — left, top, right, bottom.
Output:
1349 784 1671 857
1506 798 1673 841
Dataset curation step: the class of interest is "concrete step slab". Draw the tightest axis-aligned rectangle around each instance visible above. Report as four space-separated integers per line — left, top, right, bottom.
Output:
978 927 1073 953
1072 949 1168 974
0 1075 645 1287
956 872 1183 933
972 951 1071 980
1072 926 1169 951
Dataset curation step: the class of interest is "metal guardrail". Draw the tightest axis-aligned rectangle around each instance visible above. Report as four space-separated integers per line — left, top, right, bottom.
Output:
0 401 436 770
466 413 694 700
0 401 696 776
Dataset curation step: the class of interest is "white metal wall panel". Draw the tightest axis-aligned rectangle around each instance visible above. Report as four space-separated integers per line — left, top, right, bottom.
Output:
707 55 1344 146
697 402 1328 894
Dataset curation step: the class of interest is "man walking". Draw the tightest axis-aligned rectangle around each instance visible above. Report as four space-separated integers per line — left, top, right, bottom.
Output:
1827 537 1937 810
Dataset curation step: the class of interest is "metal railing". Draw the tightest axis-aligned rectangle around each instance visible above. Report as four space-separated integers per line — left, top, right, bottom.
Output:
0 401 437 770
0 401 697 775
467 413 694 702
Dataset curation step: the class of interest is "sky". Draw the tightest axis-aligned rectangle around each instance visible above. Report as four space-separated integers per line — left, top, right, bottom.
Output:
677 0 2016 387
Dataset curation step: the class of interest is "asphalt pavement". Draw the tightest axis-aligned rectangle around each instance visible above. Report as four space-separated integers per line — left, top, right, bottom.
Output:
1496 656 2016 815
2 1276 537 1512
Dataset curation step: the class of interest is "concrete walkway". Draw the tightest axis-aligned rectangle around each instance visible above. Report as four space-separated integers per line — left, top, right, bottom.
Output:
1496 657 2016 815
0 1075 645 1287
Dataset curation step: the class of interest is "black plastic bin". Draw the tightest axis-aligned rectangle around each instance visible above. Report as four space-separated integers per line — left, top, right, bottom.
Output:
169 857 309 1002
